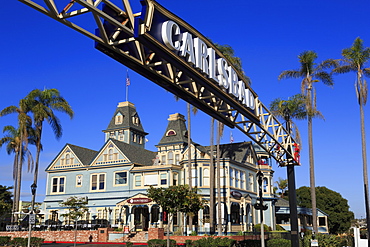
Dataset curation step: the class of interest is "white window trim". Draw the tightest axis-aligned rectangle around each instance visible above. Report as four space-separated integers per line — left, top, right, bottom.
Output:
90 173 106 192
51 176 66 194
114 171 128 186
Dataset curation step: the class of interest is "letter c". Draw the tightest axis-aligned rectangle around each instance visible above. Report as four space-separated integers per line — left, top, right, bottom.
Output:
161 20 181 50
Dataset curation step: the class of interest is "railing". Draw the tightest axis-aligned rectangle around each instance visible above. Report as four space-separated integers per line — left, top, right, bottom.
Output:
5 219 110 231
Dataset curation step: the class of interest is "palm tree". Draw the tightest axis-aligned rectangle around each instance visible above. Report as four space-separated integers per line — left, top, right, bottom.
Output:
275 177 288 198
270 94 307 146
332 37 370 243
216 120 224 235
209 118 215 234
0 125 33 223
214 43 251 84
26 88 74 215
278 51 334 233
1 98 33 222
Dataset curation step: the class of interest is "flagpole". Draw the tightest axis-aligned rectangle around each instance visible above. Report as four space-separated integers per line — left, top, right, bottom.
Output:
126 82 128 102
126 69 130 102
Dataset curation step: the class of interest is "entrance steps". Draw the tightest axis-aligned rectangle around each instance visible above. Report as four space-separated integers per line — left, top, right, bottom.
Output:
125 230 148 243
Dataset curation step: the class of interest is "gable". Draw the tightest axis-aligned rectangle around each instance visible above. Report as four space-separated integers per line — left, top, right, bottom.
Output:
90 140 130 167
47 144 95 171
183 144 208 160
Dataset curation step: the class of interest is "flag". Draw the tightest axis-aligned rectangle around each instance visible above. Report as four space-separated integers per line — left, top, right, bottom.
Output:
126 70 130 86
230 131 234 143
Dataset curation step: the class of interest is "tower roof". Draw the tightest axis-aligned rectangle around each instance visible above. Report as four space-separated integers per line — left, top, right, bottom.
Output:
103 101 147 135
157 113 188 146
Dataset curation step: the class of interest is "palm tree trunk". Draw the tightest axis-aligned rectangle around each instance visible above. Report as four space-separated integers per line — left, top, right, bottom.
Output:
306 86 318 234
308 115 318 234
359 102 370 245
11 154 19 224
209 118 215 234
31 126 42 219
15 138 24 224
187 103 193 233
216 121 222 235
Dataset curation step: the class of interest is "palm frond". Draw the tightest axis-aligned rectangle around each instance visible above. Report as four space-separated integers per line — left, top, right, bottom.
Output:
278 70 302 80
315 71 334 86
363 68 370 78
332 64 356 74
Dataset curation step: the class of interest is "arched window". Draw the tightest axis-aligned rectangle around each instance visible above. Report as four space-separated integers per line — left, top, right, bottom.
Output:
173 173 178 186
166 130 176 136
66 154 70 165
151 205 160 223
108 149 113 160
231 202 240 224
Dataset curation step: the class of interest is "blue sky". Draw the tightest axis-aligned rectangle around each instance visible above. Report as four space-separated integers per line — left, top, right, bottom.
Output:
1 0 369 219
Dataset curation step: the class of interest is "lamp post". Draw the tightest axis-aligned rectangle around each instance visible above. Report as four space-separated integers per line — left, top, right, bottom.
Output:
27 183 37 247
256 171 265 247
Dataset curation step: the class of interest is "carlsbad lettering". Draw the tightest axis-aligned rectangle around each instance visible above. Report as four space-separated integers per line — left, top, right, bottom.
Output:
161 20 255 110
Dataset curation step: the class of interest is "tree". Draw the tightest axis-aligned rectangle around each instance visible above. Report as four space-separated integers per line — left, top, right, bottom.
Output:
0 97 34 222
0 185 13 227
0 126 26 222
147 185 204 247
59 196 88 247
332 37 370 242
270 93 307 146
26 88 73 216
275 177 288 198
212 42 249 236
278 51 335 233
216 120 224 236
214 43 251 84
296 186 354 234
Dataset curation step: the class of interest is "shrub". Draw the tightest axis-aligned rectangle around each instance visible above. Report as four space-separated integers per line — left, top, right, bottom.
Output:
147 239 177 247
173 229 183 236
185 239 193 246
9 237 27 247
192 237 235 247
275 224 286 231
266 238 291 247
300 233 354 247
30 237 44 247
0 236 11 246
189 231 197 236
236 239 261 247
254 224 270 232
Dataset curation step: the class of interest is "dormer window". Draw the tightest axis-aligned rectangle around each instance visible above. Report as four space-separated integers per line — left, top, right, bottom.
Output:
166 130 176 136
115 113 123 125
132 114 139 126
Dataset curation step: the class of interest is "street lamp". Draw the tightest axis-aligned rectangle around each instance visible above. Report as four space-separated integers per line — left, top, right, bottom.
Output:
27 183 37 247
256 171 266 247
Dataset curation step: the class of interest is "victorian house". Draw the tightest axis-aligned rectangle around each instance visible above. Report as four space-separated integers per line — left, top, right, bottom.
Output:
42 101 276 235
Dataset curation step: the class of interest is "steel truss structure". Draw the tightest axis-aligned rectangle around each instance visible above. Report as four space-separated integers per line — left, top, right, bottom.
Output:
17 0 299 166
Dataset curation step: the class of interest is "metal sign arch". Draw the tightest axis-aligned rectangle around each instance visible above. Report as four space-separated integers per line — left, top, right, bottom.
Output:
17 0 298 166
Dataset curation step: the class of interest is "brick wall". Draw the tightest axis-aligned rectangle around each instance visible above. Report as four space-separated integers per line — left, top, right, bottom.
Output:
0 230 98 242
0 229 245 244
